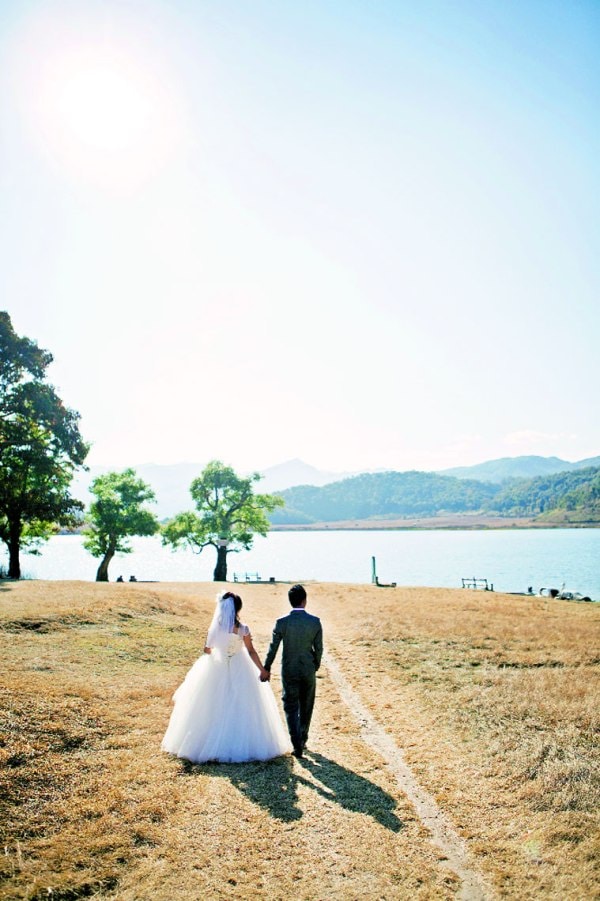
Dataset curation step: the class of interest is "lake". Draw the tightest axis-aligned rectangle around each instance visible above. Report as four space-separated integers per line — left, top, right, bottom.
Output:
4 528 599 599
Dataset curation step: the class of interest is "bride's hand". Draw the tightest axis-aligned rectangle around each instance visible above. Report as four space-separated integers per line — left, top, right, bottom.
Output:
203 646 212 654
259 668 270 682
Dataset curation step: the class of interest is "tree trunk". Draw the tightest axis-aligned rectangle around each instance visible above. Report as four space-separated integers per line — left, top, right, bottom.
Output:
7 518 21 579
213 546 228 581
96 548 115 582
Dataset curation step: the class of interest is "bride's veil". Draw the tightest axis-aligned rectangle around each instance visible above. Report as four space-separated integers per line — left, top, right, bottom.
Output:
206 592 236 652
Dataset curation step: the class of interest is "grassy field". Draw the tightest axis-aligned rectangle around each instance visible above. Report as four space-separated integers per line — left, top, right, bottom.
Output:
1 581 598 900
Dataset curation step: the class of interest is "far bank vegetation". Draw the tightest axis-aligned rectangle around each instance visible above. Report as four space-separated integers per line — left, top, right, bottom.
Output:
270 466 600 526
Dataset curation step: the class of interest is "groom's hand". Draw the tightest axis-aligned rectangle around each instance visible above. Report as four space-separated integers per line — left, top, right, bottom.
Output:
259 669 271 682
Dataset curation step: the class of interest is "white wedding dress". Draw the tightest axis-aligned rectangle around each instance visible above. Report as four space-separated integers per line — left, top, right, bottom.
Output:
162 625 291 763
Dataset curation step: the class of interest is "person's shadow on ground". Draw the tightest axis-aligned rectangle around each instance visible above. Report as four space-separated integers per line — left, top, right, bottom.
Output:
295 750 403 832
180 750 403 831
180 755 302 822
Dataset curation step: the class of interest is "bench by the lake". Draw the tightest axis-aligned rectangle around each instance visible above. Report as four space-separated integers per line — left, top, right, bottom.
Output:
233 572 276 583
462 577 494 591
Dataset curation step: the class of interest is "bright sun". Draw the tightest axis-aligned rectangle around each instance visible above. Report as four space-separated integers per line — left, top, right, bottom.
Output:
49 53 155 153
18 32 183 190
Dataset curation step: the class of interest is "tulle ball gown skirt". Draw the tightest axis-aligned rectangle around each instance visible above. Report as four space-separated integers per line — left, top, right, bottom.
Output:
162 648 291 764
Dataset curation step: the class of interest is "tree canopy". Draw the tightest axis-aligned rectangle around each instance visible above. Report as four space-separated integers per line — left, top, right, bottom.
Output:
162 460 284 580
491 466 600 520
83 469 160 581
0 312 88 577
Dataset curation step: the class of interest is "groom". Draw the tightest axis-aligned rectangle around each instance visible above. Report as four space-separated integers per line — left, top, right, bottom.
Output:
262 584 323 758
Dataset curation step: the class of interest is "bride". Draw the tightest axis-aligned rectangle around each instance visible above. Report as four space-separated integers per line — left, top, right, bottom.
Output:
162 591 291 763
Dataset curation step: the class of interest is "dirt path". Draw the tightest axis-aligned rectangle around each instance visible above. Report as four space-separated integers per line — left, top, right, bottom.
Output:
132 584 492 899
323 649 491 901
114 649 461 899
105 596 492 898
11 581 597 898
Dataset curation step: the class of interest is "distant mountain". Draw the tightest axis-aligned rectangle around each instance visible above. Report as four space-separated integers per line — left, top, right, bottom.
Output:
573 456 600 470
70 459 346 520
271 471 497 525
258 459 348 492
69 455 600 522
438 455 600 484
271 464 600 525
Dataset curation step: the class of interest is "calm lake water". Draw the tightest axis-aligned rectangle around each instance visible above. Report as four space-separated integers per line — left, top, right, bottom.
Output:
4 529 599 599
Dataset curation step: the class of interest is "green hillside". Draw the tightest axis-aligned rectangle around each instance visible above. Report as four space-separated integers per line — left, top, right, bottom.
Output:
270 466 600 525
493 466 600 520
270 471 497 524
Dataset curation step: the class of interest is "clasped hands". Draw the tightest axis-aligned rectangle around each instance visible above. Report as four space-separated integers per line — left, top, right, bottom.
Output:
259 668 271 682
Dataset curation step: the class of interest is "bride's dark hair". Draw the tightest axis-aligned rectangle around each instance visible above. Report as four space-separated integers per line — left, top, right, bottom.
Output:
222 591 242 627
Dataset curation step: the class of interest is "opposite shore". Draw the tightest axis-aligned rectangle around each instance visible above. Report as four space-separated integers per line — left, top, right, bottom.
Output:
270 513 600 531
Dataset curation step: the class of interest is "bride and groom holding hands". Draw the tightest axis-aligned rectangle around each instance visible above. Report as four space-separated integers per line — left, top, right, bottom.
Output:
162 584 323 763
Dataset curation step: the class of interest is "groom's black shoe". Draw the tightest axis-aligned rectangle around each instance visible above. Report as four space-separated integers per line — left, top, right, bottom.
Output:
292 745 303 759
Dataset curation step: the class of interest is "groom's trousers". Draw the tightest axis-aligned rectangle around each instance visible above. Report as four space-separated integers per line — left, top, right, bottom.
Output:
282 672 316 750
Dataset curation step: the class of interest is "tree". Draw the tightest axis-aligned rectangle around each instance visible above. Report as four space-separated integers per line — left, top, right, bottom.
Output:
162 460 284 581
0 517 57 576
0 312 88 578
83 469 160 582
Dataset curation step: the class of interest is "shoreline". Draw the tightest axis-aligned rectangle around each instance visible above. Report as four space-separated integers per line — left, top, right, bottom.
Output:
271 514 600 531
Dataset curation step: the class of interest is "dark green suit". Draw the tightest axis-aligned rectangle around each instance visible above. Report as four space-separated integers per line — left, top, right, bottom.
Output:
264 609 323 752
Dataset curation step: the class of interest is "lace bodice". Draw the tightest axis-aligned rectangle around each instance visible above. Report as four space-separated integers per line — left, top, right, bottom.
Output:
225 624 249 657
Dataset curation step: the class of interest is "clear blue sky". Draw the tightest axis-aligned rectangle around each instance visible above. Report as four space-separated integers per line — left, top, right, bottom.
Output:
1 0 598 473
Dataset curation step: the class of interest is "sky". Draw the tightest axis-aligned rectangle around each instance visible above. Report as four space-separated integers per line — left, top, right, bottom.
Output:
1 0 599 474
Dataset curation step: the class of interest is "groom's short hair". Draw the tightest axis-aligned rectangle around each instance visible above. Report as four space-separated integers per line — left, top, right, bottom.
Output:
288 584 307 607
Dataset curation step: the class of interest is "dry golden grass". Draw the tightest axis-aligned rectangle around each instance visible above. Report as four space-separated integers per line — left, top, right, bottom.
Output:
314 584 600 899
0 580 598 899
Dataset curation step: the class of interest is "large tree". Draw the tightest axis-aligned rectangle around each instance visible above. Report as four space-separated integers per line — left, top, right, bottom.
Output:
83 469 160 582
162 460 284 581
0 313 88 578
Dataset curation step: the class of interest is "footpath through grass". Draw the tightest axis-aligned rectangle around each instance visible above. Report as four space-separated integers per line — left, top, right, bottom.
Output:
0 580 598 899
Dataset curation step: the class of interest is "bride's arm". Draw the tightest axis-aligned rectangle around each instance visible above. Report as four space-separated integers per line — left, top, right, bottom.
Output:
243 633 269 679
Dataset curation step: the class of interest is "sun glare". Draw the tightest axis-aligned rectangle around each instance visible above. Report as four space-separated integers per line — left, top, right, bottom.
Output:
13 16 184 191
50 54 154 153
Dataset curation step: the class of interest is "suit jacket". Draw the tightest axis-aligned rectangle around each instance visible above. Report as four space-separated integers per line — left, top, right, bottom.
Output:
264 610 323 681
